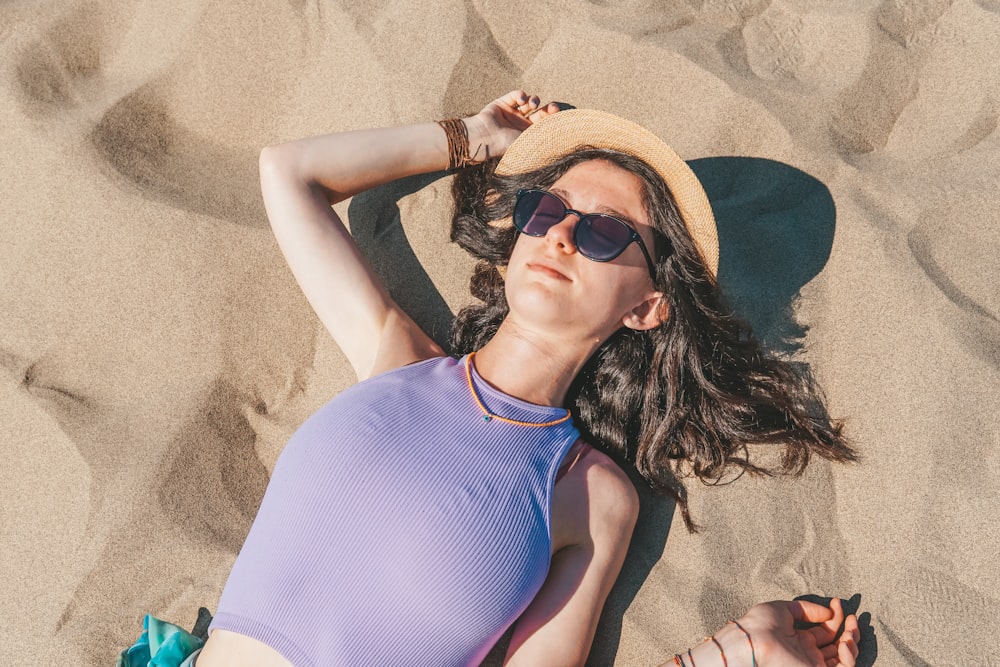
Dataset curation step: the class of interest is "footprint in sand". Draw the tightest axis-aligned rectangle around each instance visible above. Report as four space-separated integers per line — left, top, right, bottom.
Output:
89 87 262 227
157 376 272 553
908 202 1000 370
12 2 106 114
12 1 262 227
829 0 954 154
441 1 521 114
740 4 868 92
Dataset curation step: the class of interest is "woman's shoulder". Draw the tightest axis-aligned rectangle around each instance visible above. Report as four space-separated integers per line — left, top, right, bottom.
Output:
578 445 640 531
552 441 639 552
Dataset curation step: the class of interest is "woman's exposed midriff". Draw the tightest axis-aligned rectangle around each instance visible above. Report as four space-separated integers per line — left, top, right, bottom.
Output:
196 629 293 667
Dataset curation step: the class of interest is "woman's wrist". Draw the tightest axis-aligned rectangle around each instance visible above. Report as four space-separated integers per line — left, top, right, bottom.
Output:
669 621 756 667
458 114 493 165
434 115 494 170
444 91 559 168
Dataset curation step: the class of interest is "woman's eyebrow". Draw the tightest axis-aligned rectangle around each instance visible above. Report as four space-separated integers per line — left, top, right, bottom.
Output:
549 187 645 231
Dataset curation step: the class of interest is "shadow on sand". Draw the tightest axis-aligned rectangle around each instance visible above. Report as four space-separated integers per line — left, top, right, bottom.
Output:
691 156 837 355
347 171 457 348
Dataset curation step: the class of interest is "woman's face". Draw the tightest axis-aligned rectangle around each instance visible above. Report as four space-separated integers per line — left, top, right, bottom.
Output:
504 159 665 343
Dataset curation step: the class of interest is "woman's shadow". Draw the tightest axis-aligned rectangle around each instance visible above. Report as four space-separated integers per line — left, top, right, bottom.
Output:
693 156 837 355
347 172 458 348
348 158 843 665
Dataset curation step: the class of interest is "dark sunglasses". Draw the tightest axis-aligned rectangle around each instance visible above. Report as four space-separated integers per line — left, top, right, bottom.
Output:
513 189 659 281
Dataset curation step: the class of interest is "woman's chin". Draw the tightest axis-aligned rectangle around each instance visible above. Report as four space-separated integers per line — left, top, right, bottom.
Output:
506 294 605 341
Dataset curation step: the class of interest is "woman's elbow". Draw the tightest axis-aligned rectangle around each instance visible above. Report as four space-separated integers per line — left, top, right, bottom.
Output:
258 144 337 204
259 144 295 179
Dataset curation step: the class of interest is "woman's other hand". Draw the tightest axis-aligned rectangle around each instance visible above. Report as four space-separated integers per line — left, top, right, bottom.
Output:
730 598 860 667
664 597 860 667
463 90 563 163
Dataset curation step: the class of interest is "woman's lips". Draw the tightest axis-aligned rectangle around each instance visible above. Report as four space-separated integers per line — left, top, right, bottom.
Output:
527 262 571 281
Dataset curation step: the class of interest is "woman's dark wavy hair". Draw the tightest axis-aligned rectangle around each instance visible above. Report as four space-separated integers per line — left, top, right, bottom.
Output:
448 147 857 531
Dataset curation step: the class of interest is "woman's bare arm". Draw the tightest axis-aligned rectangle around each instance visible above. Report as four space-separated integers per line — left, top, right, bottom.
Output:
258 126 449 381
503 452 640 666
258 91 559 380
504 450 860 667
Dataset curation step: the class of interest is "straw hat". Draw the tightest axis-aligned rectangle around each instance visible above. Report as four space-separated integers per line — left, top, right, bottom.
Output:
494 108 719 278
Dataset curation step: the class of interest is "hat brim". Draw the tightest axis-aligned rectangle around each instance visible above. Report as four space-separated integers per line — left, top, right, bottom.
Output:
494 109 719 278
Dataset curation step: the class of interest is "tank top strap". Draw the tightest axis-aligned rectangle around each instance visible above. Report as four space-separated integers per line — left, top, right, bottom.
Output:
555 439 593 484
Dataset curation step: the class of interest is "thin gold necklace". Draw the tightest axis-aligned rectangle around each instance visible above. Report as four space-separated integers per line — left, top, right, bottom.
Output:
465 352 572 427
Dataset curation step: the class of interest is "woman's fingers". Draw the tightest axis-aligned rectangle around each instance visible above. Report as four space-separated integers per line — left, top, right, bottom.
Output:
497 90 529 109
843 612 859 637
828 597 846 625
828 613 859 666
487 90 533 119
788 598 850 649
842 614 860 659
489 90 565 123
471 90 565 158
496 89 537 115
516 94 539 114
787 599 835 624
527 102 561 123
838 632 859 665
820 643 839 661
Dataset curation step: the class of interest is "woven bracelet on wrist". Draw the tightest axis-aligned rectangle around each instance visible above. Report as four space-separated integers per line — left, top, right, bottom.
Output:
435 118 475 171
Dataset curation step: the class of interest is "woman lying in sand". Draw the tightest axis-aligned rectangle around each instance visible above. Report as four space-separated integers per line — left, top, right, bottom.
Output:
121 91 860 666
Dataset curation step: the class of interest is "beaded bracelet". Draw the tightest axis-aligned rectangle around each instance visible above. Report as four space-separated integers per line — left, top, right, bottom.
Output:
673 655 685 667
710 635 728 667
730 620 757 667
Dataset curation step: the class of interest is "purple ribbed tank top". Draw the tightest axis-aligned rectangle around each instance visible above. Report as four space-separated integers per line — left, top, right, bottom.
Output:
209 354 581 666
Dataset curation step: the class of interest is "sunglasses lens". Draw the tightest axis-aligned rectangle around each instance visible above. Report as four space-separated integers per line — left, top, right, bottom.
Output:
577 216 633 261
514 190 649 270
514 190 565 236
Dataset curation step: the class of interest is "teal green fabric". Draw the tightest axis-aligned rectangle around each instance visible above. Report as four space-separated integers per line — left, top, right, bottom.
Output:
117 614 204 667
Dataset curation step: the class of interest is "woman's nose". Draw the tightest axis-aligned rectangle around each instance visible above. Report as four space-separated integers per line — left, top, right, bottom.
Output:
544 211 579 254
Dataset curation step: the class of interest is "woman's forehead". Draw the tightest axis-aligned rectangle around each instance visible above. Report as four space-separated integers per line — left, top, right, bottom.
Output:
549 160 653 229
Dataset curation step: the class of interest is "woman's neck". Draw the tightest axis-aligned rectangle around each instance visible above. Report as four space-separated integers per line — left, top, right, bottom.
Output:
470 319 602 408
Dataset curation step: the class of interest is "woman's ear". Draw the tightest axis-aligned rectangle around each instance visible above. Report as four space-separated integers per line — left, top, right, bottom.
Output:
623 293 668 331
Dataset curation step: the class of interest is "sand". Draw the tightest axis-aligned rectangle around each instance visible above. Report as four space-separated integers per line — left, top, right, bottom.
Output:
1 1 998 665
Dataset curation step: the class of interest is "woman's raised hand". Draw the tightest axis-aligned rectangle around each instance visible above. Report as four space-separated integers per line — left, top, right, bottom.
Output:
463 90 563 163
